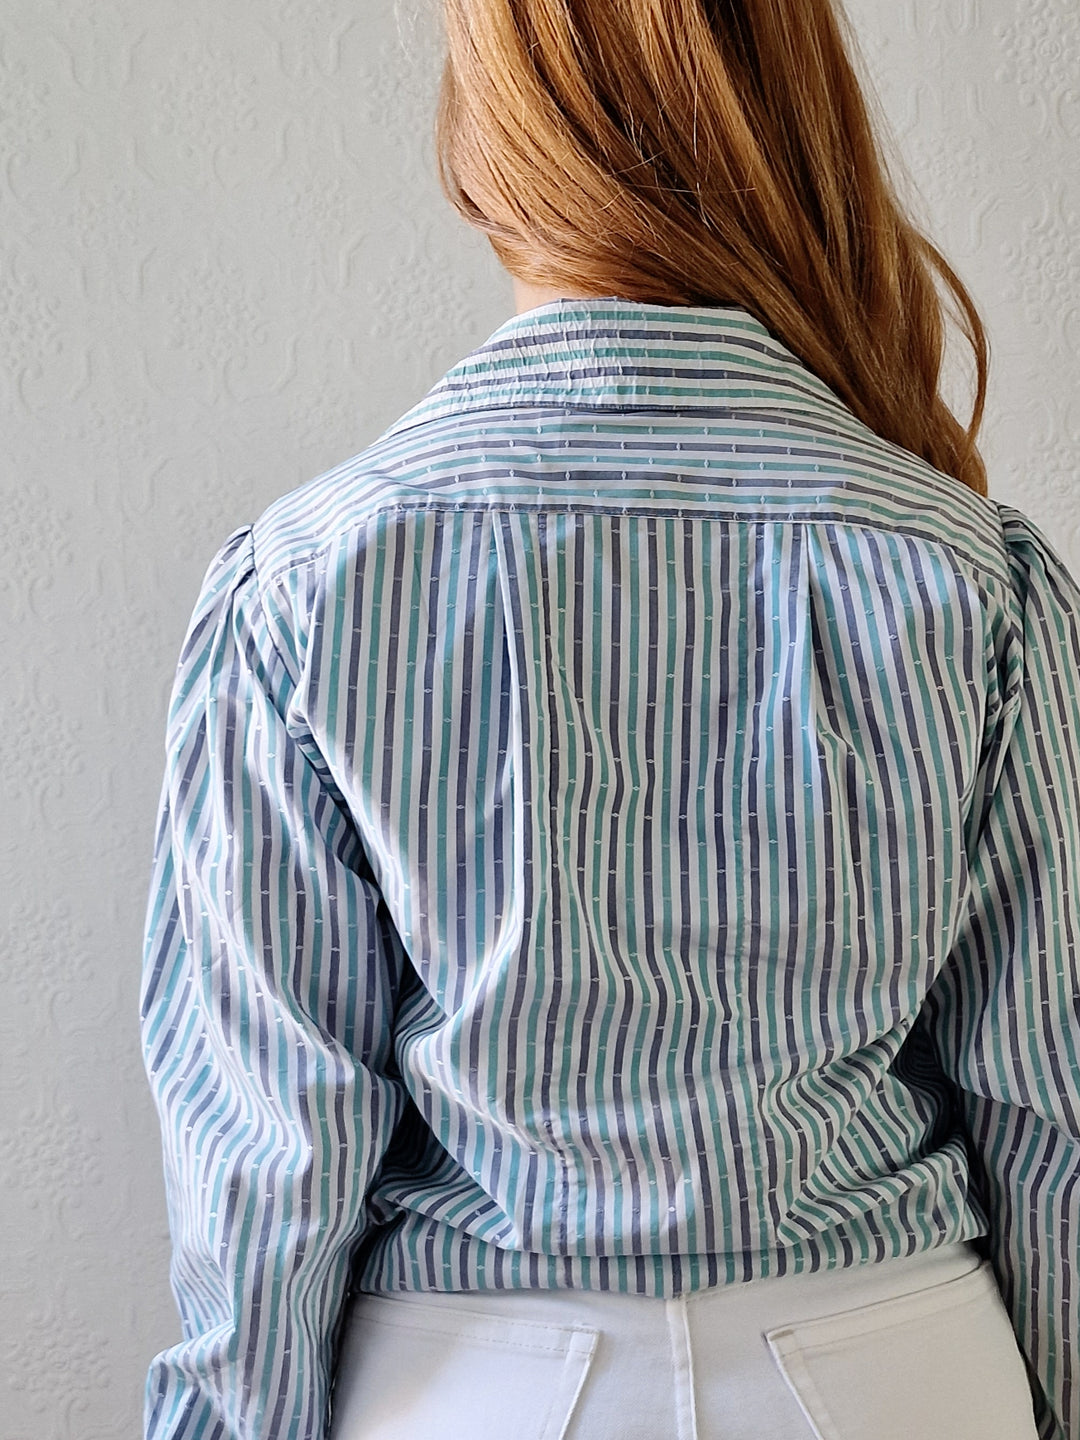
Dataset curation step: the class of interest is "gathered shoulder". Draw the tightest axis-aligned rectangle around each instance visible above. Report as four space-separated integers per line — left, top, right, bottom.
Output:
996 502 1080 601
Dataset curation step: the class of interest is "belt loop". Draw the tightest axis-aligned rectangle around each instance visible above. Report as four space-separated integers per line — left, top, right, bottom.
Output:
665 1295 699 1440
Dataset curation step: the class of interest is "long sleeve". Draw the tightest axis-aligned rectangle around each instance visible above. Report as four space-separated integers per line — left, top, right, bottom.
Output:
140 527 407 1439
923 507 1080 1440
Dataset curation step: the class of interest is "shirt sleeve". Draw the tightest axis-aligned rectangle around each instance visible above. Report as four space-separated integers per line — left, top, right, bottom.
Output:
923 506 1080 1440
140 526 407 1440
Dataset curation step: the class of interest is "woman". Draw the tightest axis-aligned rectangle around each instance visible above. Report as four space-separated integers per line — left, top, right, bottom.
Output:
140 2 1080 1437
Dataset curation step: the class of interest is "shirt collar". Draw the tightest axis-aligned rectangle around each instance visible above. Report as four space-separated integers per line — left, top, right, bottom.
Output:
382 297 857 439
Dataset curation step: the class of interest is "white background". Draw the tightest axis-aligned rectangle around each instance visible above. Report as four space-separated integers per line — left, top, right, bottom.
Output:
1 2 1077 1435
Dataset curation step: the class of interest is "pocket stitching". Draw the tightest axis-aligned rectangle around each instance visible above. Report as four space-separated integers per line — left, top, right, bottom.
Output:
764 1257 995 1352
355 1294 590 1337
537 1330 598 1440
334 1303 598 1440
767 1342 843 1440
348 1297 599 1359
352 1311 584 1355
762 1259 1035 1440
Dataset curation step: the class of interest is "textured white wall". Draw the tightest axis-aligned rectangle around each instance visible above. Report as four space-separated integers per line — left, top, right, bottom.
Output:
841 0 1080 549
1 2 1076 1435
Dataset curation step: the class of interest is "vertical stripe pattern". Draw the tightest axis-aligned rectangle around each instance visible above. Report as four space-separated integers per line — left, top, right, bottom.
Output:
142 301 1080 1440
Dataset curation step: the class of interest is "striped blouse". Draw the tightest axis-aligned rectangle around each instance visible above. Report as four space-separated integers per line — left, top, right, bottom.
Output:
141 300 1080 1440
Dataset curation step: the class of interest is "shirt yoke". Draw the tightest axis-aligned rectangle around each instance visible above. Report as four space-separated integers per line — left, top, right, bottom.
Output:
250 401 1013 598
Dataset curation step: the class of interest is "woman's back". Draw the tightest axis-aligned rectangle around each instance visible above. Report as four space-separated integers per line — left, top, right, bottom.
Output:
143 298 1080 1436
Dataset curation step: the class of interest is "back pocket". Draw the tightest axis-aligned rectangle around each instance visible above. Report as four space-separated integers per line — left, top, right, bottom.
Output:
763 1258 1038 1440
330 1293 597 1440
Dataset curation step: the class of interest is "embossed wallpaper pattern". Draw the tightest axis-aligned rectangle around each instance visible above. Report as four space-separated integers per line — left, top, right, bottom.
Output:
0 2 1075 1435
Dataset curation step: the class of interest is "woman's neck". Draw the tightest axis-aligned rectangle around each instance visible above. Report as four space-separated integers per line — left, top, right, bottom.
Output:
512 277 599 314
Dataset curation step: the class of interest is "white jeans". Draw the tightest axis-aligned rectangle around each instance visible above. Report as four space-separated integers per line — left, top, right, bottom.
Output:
330 1242 1039 1440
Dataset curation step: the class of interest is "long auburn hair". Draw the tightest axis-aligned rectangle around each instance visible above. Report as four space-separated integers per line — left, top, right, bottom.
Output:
436 0 990 497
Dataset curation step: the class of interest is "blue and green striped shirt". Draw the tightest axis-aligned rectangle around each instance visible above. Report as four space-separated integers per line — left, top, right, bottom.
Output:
141 300 1080 1439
